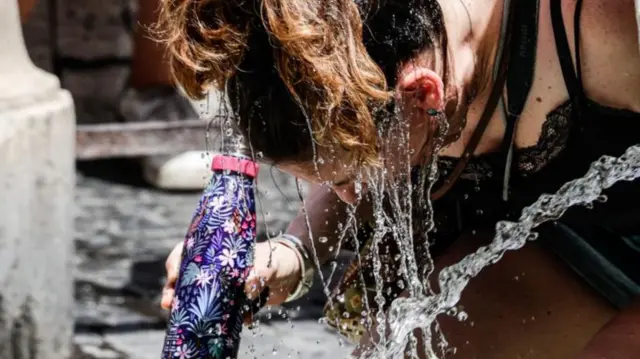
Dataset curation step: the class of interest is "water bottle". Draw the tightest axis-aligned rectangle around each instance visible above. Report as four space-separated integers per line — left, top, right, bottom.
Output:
161 137 266 358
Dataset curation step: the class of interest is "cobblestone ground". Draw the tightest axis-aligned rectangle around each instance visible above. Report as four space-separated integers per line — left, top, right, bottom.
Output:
73 159 354 359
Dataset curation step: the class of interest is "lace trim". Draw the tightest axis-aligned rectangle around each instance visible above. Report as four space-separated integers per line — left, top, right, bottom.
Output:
437 100 573 180
518 101 572 175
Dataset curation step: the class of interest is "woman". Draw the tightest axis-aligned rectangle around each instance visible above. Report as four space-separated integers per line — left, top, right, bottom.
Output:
157 0 640 357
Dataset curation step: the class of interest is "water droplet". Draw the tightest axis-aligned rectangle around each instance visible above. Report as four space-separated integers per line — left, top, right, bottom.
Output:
272 348 278 355
457 311 468 322
319 236 329 243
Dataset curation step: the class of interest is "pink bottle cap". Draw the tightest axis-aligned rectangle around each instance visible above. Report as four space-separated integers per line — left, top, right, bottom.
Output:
211 155 260 178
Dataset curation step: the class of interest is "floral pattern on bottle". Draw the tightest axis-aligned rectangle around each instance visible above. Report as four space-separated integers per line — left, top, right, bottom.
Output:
162 168 257 359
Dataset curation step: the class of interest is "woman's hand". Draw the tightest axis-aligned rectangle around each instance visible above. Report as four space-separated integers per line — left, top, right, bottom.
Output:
161 239 302 311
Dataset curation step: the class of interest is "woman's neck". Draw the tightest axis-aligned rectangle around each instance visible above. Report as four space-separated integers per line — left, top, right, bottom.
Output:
441 0 506 97
435 0 506 144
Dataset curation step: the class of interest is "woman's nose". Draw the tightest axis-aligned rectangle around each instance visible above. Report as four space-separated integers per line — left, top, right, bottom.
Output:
332 183 367 205
333 185 358 204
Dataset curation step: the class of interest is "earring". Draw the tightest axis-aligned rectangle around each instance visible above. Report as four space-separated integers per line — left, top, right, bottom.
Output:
426 108 450 143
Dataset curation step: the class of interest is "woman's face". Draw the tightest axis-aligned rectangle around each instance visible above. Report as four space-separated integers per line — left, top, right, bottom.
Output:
277 65 446 204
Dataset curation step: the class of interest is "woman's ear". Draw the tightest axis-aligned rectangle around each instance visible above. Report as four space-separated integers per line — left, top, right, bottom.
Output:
397 66 445 111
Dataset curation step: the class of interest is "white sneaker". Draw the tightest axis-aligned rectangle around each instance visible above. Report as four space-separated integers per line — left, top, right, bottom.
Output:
141 151 212 190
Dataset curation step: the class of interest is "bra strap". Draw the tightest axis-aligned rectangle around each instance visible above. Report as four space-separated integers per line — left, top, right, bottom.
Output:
431 0 516 200
550 0 585 107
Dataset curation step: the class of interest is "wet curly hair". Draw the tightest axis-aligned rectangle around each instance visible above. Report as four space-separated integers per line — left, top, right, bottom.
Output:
155 0 447 165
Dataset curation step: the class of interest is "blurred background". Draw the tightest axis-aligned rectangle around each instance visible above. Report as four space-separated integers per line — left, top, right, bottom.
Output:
6 0 353 357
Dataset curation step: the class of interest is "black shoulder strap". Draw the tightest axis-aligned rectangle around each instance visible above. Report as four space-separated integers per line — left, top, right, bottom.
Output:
551 0 585 107
500 0 541 201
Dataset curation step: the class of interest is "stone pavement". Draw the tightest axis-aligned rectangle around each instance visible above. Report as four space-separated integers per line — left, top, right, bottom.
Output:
73 159 354 359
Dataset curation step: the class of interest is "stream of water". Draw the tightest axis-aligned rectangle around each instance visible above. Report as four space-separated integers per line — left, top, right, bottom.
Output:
199 91 640 358
356 144 640 358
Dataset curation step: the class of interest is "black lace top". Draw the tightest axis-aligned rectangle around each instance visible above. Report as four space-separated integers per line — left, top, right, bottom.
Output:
432 0 640 309
438 100 573 181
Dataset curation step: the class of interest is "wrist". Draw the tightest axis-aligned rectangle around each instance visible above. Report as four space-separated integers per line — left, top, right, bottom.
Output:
273 234 315 302
273 240 302 278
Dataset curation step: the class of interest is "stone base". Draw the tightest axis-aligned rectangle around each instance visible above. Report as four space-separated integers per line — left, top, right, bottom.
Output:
0 89 75 359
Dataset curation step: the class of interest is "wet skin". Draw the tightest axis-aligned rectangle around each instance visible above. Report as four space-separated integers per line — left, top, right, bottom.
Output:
352 231 639 358
290 0 640 356
160 0 640 356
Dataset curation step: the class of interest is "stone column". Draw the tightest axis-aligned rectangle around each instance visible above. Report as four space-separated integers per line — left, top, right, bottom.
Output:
0 1 75 359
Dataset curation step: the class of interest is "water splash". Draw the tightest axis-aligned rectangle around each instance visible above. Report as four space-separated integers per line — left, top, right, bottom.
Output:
197 88 640 358
362 145 640 359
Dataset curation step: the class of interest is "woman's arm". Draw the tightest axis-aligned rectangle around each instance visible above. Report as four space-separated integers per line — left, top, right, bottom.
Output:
577 298 640 358
285 183 371 265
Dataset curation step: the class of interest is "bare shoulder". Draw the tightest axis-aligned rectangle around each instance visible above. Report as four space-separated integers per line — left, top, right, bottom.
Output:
510 0 639 149
576 0 640 111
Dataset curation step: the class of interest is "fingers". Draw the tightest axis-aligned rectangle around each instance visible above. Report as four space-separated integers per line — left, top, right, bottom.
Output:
160 239 297 318
243 271 289 303
243 242 289 304
160 286 175 310
161 242 184 310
